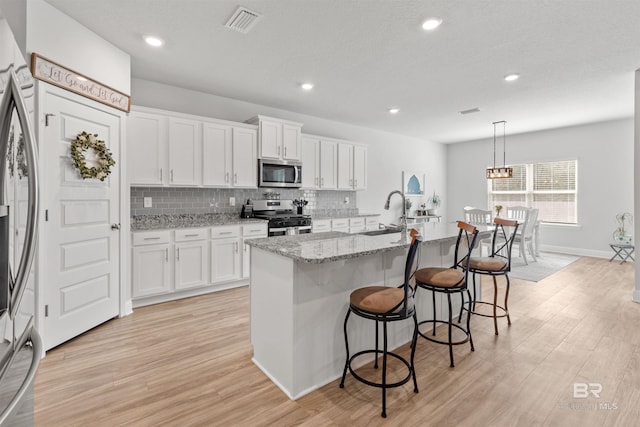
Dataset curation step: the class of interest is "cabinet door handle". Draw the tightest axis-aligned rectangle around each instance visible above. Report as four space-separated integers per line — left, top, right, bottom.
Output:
234 173 238 184
144 237 161 240
284 146 287 157
165 248 169 262
219 231 232 235
235 242 239 253
321 177 324 187
185 234 199 237
170 169 174 182
160 168 163 181
277 146 281 156
176 247 180 261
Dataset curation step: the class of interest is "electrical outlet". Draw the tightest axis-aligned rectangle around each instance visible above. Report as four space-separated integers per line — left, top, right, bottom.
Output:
344 197 350 204
143 197 152 208
229 197 236 207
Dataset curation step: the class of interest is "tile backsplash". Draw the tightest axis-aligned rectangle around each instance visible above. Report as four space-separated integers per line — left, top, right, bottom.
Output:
130 187 358 217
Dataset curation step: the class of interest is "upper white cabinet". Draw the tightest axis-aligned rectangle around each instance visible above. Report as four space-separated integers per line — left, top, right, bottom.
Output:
302 133 366 191
338 142 367 190
201 121 257 188
128 107 258 188
168 117 201 186
127 111 166 185
247 115 303 160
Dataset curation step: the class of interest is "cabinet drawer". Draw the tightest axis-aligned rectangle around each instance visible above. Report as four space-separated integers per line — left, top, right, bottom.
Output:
349 217 365 227
243 223 268 237
132 230 171 246
331 219 349 229
312 219 332 233
175 228 209 242
366 216 380 226
211 225 241 239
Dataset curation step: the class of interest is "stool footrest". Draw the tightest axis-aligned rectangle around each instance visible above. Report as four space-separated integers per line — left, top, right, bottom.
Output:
417 320 471 346
347 350 413 389
465 301 509 318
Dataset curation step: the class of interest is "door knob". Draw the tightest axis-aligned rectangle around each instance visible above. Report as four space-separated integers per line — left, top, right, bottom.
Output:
111 223 120 230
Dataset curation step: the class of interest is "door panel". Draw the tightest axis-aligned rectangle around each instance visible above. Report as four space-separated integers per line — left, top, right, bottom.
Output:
43 90 120 350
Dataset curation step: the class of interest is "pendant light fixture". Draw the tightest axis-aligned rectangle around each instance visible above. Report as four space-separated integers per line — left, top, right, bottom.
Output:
486 120 513 179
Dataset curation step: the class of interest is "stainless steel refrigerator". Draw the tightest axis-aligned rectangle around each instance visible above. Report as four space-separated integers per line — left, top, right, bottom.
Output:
0 15 41 426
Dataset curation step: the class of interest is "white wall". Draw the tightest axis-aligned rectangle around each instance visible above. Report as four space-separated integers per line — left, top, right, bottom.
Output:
23 0 130 94
447 118 634 257
131 78 446 226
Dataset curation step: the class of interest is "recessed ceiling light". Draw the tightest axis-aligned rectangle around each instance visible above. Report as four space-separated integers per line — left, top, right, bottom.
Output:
388 108 400 114
504 73 520 82
301 83 314 91
422 18 442 31
143 35 164 47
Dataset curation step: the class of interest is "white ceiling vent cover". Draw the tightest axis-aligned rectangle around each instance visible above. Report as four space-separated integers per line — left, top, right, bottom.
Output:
225 7 262 34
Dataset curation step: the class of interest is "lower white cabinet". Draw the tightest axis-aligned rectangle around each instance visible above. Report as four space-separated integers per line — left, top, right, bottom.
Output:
174 228 209 290
131 222 267 305
312 219 332 233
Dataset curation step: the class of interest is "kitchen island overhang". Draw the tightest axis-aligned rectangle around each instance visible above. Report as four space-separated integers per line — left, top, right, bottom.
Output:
246 227 491 400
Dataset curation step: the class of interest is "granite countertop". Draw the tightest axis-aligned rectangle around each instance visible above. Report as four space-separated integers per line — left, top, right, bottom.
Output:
131 213 267 231
246 226 492 264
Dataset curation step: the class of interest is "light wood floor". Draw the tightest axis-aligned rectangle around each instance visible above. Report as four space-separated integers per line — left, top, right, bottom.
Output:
34 257 639 426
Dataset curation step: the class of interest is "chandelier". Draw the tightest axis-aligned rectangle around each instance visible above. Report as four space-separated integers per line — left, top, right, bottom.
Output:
486 120 513 179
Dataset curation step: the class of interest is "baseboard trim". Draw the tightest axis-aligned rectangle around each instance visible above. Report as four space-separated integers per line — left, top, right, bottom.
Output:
539 244 610 259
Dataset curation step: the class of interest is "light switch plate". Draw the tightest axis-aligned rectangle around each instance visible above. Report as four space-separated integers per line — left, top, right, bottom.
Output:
143 197 152 208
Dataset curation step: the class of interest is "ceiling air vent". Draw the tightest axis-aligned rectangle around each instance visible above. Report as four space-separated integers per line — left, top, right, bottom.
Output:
225 7 263 34
459 107 481 115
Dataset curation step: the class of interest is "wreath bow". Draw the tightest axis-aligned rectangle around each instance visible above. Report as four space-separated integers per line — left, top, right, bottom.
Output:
71 131 116 181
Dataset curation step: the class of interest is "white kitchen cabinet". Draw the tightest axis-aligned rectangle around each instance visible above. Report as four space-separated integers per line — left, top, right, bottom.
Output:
232 127 258 187
331 218 349 233
353 145 367 190
348 217 366 234
337 143 353 190
202 122 257 188
301 136 320 188
202 122 232 186
127 111 167 185
247 115 303 160
242 223 268 278
319 140 338 189
338 143 367 190
312 219 332 233
211 226 241 283
365 216 380 231
131 230 172 298
168 117 201 186
174 229 209 290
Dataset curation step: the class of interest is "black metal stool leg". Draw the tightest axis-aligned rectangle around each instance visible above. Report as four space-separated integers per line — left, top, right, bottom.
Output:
374 320 379 369
432 290 437 336
411 312 419 393
466 289 474 352
381 321 388 418
340 309 351 388
492 276 499 335
505 275 512 326
447 293 454 368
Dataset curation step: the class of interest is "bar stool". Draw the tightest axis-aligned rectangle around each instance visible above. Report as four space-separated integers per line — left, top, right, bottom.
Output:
414 221 479 368
463 217 519 335
340 229 422 418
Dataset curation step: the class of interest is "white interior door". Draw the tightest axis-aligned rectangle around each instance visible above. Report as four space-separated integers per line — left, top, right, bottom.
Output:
42 89 121 350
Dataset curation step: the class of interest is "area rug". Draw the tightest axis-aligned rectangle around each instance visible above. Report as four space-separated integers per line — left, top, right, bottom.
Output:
508 251 580 282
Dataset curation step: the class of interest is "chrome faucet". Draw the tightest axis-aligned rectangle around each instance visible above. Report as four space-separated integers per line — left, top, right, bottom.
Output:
384 190 407 231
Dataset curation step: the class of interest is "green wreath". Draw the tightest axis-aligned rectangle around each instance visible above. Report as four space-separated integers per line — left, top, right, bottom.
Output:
71 131 115 181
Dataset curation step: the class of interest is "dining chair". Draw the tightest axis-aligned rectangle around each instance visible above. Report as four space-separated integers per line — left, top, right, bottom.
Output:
463 209 492 256
506 206 528 222
514 208 539 264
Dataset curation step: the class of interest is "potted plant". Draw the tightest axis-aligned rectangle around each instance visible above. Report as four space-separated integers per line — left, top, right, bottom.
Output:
427 192 441 216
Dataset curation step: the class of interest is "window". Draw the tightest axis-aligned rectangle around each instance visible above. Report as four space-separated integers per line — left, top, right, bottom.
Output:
488 160 577 224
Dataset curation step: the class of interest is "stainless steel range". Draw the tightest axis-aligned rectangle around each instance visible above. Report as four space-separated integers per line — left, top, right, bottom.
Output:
252 199 312 237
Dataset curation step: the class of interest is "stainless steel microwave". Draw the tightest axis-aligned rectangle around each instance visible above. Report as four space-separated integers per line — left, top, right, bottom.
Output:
258 159 302 188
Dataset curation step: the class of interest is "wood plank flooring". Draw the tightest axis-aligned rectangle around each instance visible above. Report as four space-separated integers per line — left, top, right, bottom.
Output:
34 257 639 426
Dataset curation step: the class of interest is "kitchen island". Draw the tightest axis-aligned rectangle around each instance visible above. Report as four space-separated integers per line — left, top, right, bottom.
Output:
246 226 491 400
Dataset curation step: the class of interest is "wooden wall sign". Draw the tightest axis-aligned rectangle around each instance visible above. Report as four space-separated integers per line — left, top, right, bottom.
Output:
30 53 130 112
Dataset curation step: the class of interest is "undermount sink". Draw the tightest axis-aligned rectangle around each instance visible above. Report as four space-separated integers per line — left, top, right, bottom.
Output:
360 228 403 236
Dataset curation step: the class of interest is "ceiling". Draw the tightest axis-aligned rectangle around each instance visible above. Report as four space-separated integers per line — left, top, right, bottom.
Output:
45 0 640 143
